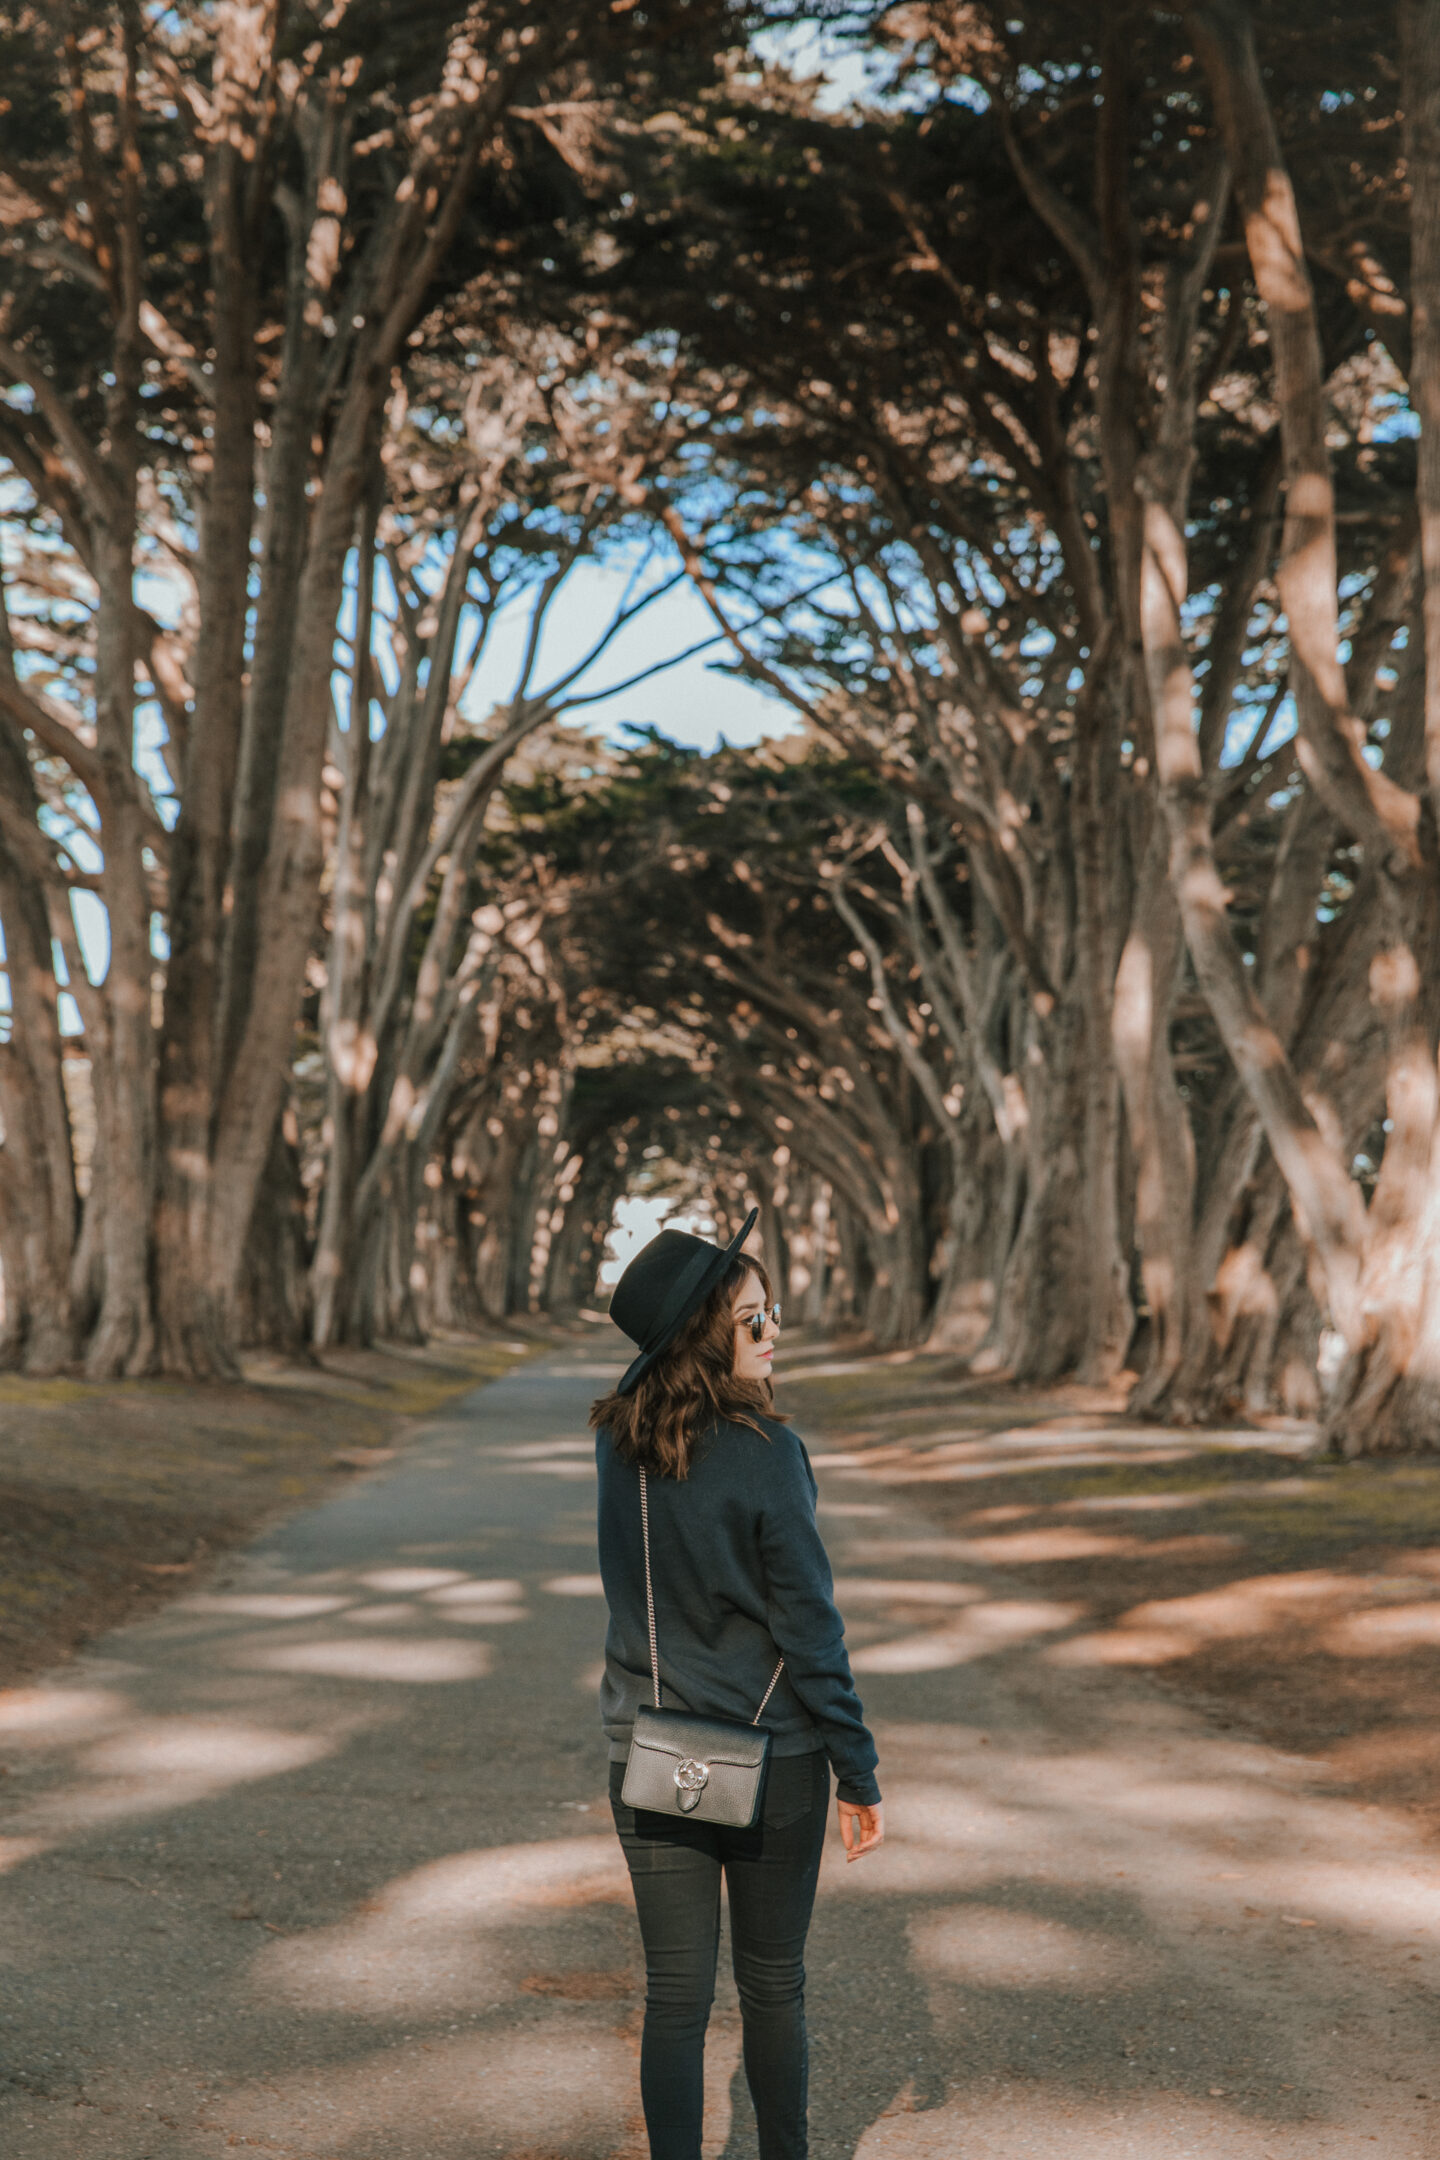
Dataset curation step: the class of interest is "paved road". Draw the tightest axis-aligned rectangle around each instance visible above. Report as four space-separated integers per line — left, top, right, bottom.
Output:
2 1350 1438 2157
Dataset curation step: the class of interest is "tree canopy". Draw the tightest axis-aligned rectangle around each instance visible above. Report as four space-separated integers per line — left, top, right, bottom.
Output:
5 0 1440 1456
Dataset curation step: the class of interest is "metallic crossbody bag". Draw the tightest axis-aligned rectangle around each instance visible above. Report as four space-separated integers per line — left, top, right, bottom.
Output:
620 1466 785 1829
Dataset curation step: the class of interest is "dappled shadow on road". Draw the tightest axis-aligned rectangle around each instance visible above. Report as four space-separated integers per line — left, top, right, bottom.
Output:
0 1530 650 2158
2 1359 1440 2156
793 1352 1440 1833
779 1360 1440 2157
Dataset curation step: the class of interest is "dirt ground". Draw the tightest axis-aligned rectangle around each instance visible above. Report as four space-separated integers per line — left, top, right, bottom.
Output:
0 1334 530 1690
779 1348 1440 1842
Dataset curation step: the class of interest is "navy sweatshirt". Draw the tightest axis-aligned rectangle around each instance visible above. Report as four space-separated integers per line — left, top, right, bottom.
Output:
595 1412 882 1808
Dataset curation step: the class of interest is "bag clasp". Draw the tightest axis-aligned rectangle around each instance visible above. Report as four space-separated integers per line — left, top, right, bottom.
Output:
674 1756 710 1812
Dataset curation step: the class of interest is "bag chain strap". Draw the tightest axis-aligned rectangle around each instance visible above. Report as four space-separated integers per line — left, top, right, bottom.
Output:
639 1466 784 1724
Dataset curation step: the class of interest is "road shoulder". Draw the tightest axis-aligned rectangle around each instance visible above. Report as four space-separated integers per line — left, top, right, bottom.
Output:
0 1334 529 1690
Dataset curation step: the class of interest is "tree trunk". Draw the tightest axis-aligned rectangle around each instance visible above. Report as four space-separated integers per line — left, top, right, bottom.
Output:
800 1177 832 1329
85 534 158 1380
1170 4 1440 1456
0 840 78 1368
235 1114 313 1355
1112 825 1197 1409
154 83 268 1380
543 1146 623 1315
1409 0 1440 835
995 999 1113 1382
1318 0 1440 1451
311 471 382 1347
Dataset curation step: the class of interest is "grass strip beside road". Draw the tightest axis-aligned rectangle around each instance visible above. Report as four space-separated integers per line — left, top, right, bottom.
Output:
0 1335 530 1689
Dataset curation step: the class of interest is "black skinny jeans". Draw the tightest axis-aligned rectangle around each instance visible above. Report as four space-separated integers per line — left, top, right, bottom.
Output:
609 1748 831 2160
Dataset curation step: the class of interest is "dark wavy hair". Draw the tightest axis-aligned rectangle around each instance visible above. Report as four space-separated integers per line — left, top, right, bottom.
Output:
590 1255 776 1479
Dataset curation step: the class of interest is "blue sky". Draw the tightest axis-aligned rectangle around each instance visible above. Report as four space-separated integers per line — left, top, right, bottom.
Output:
453 555 798 752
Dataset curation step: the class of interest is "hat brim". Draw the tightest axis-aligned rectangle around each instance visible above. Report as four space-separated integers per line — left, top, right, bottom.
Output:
615 1207 760 1396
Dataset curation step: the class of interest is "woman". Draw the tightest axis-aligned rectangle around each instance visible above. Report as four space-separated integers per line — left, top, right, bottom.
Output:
592 1207 883 2160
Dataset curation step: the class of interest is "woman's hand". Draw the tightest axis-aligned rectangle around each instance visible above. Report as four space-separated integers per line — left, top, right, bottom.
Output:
837 1798 884 1862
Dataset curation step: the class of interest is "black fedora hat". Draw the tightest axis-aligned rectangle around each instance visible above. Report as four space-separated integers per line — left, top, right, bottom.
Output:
609 1207 761 1396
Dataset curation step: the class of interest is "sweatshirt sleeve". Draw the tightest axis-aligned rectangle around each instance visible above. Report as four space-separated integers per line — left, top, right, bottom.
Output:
757 1428 882 1807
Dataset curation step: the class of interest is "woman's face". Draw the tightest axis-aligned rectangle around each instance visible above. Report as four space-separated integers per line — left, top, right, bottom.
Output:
731 1271 779 1383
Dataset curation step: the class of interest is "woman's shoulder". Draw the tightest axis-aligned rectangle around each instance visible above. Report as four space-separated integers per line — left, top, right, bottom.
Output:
711 1410 806 1465
758 1409 803 1446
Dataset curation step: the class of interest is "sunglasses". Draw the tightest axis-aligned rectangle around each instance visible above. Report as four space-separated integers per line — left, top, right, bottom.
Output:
738 1303 782 1343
